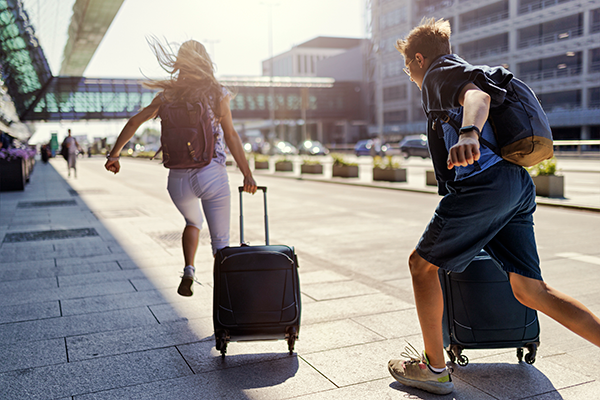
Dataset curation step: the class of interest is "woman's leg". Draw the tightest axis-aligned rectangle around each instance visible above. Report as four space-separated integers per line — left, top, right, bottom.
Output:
182 225 200 266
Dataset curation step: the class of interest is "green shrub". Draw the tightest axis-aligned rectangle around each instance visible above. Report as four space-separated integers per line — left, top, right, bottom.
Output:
331 153 358 167
527 157 558 176
254 153 270 162
302 157 322 165
373 155 401 169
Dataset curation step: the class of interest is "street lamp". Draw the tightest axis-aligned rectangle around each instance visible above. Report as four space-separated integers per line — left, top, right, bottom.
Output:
260 1 279 149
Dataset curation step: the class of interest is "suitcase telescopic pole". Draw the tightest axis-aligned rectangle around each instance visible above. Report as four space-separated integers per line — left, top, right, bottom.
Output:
238 186 269 245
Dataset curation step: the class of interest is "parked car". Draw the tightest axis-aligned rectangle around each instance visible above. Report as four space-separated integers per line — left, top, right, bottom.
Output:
399 135 429 158
299 140 329 155
265 140 298 155
355 139 389 156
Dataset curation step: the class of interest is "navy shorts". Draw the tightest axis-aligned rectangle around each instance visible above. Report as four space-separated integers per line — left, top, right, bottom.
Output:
416 160 543 281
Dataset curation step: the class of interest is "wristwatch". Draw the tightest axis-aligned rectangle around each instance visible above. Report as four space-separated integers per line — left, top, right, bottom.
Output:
459 125 481 138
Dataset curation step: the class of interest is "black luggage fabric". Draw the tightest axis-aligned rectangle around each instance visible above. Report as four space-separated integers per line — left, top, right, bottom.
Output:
213 186 301 357
438 251 540 366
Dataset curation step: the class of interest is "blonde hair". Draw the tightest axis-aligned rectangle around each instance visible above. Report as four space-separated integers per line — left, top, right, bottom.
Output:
144 38 227 119
395 17 452 61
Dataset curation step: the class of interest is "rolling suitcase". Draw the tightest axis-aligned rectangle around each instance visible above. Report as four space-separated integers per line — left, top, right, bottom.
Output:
213 186 301 358
438 251 539 366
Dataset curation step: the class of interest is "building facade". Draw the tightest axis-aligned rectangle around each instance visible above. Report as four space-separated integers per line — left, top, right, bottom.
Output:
370 0 600 142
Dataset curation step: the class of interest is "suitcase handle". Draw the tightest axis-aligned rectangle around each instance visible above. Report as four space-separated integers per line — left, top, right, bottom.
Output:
238 186 269 245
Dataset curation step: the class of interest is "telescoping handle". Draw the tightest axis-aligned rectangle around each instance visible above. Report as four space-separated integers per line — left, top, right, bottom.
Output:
238 186 269 245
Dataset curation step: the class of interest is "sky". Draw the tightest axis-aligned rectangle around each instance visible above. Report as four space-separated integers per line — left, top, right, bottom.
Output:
26 0 367 143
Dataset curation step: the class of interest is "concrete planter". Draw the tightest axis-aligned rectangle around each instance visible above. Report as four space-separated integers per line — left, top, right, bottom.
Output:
254 161 269 170
332 165 359 178
532 175 564 198
301 164 323 174
275 161 293 172
426 170 437 187
0 158 26 191
373 167 407 182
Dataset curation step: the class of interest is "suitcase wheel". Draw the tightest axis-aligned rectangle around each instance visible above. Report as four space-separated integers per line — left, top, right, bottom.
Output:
518 343 538 364
286 326 298 355
215 331 229 359
447 345 468 366
525 343 538 364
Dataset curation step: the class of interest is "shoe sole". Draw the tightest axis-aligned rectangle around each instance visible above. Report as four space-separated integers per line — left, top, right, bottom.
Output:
388 364 454 395
177 277 194 297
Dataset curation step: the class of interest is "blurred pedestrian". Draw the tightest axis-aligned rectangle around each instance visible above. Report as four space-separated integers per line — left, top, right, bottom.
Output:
104 38 257 297
62 129 81 178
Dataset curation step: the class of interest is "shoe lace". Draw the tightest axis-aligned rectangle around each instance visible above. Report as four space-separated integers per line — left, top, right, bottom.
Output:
400 342 425 364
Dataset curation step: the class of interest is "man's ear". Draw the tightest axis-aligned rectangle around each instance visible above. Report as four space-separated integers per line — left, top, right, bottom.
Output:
415 53 424 67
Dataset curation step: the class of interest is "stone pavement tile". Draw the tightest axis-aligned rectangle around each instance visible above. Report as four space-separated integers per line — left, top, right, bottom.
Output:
57 267 151 287
0 259 56 273
0 347 192 400
295 319 385 355
0 242 55 262
0 260 122 282
300 293 414 326
301 280 380 301
352 309 421 340
0 338 66 373
300 338 410 387
54 240 114 259
0 276 58 293
177 338 294 373
298 270 350 285
148 286 214 323
67 318 212 362
0 280 136 306
0 300 60 324
528 380 600 400
73 355 335 400
287 376 496 400
0 307 158 346
60 289 170 316
451 352 594 399
55 254 129 267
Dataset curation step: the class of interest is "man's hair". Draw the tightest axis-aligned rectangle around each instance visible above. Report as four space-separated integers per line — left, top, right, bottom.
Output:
395 17 452 61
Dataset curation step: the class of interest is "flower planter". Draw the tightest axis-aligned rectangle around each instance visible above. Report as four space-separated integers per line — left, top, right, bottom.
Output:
332 165 359 178
275 161 293 172
0 158 26 191
254 161 269 170
301 164 323 174
373 167 407 182
426 170 437 187
532 175 564 198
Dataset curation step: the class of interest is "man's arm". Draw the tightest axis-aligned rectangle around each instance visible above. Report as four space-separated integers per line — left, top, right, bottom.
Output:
446 83 491 169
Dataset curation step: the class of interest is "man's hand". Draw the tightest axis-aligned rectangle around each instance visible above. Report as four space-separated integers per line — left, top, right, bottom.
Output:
447 131 480 169
105 159 120 174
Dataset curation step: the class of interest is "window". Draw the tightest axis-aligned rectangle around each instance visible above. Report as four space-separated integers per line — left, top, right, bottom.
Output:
383 85 407 101
384 110 408 123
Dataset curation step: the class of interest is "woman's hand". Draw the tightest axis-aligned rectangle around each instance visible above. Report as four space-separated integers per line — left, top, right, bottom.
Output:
105 159 121 174
243 174 258 194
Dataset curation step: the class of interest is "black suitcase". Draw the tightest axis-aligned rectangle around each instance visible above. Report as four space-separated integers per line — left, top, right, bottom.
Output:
438 251 540 366
213 186 301 358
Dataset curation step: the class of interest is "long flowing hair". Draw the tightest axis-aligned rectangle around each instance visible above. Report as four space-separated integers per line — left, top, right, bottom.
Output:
144 37 226 119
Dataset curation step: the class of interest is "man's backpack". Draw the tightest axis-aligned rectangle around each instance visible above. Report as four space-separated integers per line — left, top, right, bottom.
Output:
485 77 553 167
158 101 216 169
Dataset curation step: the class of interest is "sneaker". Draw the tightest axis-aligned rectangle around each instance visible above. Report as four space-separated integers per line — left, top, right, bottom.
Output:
388 343 454 395
177 266 195 297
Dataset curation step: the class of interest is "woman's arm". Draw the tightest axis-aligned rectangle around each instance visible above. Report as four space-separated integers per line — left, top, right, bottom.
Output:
219 95 257 194
105 96 162 174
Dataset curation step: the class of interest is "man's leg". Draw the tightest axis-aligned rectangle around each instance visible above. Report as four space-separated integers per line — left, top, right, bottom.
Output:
408 249 446 368
510 273 600 346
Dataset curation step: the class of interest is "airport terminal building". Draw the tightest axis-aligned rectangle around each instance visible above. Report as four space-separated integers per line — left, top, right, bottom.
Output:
369 0 600 142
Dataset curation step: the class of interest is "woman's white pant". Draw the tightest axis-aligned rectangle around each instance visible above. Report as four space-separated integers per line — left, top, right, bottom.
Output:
167 161 230 254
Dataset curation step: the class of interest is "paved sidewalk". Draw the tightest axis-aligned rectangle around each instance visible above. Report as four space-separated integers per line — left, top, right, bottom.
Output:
1 157 599 399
